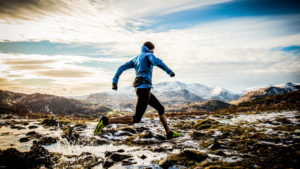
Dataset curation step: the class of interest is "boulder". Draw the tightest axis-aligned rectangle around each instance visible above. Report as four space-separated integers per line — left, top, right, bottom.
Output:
159 150 208 169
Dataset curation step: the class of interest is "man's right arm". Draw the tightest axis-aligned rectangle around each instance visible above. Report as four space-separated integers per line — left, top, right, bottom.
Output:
112 60 134 89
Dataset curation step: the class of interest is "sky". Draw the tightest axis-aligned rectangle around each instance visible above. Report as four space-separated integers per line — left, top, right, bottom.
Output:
0 0 300 96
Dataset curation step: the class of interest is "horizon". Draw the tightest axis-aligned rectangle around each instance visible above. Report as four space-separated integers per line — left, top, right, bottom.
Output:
1 0 300 96
1 80 299 97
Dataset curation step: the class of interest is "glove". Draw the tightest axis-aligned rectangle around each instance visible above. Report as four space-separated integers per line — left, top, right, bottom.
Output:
112 83 118 90
170 72 175 77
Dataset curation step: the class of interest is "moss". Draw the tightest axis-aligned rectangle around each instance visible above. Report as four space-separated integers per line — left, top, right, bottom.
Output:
272 125 300 131
159 150 207 168
193 118 221 130
195 161 244 169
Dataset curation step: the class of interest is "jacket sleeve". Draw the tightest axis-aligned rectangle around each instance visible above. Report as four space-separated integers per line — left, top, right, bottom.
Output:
112 60 134 84
148 54 173 75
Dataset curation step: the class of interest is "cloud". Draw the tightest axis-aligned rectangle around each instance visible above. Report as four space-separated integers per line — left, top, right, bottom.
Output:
0 0 66 20
37 69 92 78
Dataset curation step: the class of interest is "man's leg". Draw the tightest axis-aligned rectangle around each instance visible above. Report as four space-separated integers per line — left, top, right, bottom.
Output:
148 93 171 134
108 88 150 124
108 116 134 124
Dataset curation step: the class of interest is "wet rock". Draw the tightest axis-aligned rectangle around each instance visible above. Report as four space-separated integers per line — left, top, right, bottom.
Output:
0 145 55 169
103 158 115 168
72 152 101 168
215 150 226 156
33 136 58 145
140 154 147 159
41 119 60 127
108 153 132 162
26 131 42 139
208 140 221 150
193 118 220 130
0 132 11 136
122 158 137 166
136 126 149 132
19 137 30 142
153 147 172 153
115 127 136 134
159 150 208 169
190 131 214 139
105 151 113 157
22 122 29 126
28 125 38 129
117 149 125 152
10 125 25 130
124 131 160 145
155 134 166 140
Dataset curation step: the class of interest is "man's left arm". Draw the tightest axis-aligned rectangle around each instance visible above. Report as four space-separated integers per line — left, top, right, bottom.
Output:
148 54 174 76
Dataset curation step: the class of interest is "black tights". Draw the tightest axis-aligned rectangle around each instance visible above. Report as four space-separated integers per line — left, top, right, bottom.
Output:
133 88 164 123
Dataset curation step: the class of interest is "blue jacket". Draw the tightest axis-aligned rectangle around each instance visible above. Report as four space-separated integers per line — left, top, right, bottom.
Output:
112 45 174 88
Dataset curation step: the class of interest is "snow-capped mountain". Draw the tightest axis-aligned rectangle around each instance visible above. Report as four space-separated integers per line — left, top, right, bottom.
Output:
232 82 300 104
151 81 241 103
83 81 241 110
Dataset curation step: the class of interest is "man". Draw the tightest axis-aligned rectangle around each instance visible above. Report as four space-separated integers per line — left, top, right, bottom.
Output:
94 41 182 139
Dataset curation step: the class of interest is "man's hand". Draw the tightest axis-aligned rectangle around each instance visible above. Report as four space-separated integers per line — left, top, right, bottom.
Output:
112 83 118 90
170 72 175 77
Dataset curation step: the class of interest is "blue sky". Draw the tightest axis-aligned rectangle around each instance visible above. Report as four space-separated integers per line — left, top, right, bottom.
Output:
0 0 299 95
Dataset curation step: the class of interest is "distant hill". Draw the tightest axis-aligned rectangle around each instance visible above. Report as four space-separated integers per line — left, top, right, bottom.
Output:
0 90 111 117
218 89 300 114
231 82 300 104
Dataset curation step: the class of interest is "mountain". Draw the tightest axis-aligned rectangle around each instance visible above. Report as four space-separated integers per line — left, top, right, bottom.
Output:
0 90 111 117
152 81 241 102
232 82 300 104
81 81 241 110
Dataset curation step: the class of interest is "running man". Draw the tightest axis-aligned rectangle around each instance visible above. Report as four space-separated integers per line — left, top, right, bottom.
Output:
94 41 182 139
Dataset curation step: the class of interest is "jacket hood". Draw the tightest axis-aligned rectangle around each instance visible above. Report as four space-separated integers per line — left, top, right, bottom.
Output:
141 45 151 53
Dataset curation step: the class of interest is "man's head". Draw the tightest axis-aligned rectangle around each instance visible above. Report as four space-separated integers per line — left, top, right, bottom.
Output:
144 41 155 53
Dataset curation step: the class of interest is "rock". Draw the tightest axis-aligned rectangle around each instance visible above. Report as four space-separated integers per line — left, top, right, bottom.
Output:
10 125 25 130
0 145 55 169
193 118 220 130
115 127 136 134
136 126 149 132
122 158 137 165
103 158 115 168
155 134 166 141
208 140 221 150
190 131 207 139
22 122 29 126
28 125 38 129
153 147 171 153
28 145 54 168
117 149 125 153
143 131 154 138
159 150 208 169
108 153 132 162
215 150 226 156
19 137 30 142
26 131 42 138
41 118 60 127
105 151 113 157
33 136 58 145
140 154 147 159
0 148 24 169
72 152 101 168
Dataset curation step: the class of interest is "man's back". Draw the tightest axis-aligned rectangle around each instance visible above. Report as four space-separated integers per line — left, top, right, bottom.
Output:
112 45 173 88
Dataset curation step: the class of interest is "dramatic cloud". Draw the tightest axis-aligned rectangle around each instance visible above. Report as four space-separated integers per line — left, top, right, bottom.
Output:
0 0 66 20
0 0 299 95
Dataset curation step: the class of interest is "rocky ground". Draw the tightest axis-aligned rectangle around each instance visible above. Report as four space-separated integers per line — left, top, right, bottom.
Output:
0 110 299 169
